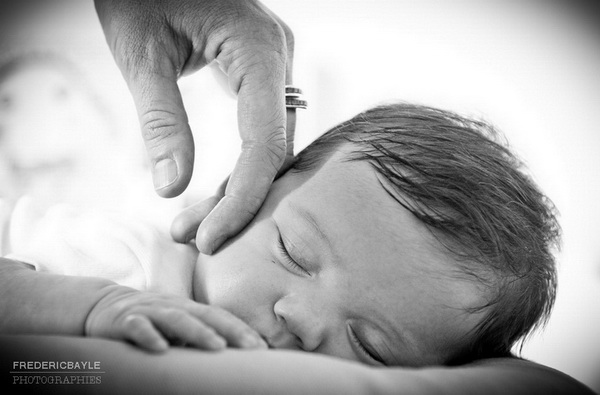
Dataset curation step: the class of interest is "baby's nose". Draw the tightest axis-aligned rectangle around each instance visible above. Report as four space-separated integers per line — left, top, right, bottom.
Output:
273 295 326 352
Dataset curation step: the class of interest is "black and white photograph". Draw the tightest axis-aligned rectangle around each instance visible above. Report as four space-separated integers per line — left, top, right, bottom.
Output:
0 1 598 394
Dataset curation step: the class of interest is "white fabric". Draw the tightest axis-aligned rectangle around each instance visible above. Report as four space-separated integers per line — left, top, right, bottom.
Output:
3 197 198 298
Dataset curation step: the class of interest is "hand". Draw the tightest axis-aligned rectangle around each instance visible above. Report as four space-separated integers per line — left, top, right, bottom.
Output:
86 285 268 352
95 0 295 254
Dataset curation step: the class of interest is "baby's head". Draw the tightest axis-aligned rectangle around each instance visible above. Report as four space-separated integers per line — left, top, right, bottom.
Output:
193 103 560 366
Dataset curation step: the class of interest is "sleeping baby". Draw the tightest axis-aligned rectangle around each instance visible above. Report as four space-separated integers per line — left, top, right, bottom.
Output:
0 103 560 367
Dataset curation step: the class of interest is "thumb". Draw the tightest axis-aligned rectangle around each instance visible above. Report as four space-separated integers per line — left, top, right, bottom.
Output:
127 62 195 198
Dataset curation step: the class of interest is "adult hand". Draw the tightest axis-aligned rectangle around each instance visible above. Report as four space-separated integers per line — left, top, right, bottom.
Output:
95 0 296 253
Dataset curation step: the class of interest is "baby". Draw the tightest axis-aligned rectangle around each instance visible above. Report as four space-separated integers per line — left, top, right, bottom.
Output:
0 103 560 367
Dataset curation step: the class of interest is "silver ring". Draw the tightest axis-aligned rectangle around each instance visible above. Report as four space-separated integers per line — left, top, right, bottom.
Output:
285 85 307 109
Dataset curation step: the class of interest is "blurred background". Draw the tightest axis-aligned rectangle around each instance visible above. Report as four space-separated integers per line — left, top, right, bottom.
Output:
0 0 598 391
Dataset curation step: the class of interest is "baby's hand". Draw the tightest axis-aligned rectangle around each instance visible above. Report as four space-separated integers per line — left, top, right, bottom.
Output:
85 286 267 352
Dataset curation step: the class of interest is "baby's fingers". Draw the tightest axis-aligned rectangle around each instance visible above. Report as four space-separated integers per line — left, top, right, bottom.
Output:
191 305 268 349
153 309 227 350
122 314 168 352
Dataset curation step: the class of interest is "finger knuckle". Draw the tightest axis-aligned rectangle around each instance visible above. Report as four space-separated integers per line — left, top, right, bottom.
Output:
219 194 263 221
162 308 186 322
207 305 232 320
194 303 216 319
241 128 287 171
277 21 294 54
231 50 284 90
198 324 218 337
263 19 287 49
140 109 181 144
232 18 287 61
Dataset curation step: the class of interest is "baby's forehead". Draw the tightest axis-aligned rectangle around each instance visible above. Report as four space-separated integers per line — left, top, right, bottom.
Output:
281 150 458 275
286 148 397 211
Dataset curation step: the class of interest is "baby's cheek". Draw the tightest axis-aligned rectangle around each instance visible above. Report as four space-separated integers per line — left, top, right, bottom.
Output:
197 247 255 312
197 218 281 316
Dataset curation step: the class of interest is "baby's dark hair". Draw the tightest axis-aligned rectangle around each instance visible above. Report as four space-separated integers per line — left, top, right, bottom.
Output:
291 102 560 364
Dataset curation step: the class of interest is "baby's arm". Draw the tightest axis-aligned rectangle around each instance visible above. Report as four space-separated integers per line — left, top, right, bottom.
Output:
0 258 266 351
0 258 115 336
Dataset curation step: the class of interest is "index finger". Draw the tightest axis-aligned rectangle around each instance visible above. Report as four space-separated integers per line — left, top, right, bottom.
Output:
195 52 288 254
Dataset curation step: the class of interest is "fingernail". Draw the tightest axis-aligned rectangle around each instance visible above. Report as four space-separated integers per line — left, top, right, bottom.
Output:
153 339 169 352
199 235 225 255
209 336 227 350
197 238 211 255
153 158 178 190
256 337 268 349
240 334 263 349
184 231 196 244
